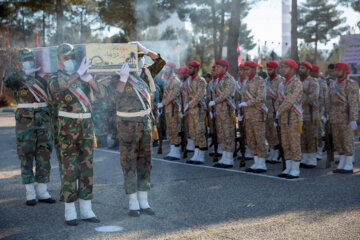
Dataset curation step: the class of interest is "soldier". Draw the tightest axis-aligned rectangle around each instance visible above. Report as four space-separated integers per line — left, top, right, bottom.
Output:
92 75 111 148
311 64 328 160
258 65 268 79
157 62 181 160
326 63 336 84
276 59 303 179
209 59 236 168
327 62 359 174
49 43 99 225
299 61 320 168
264 61 284 164
112 41 165 216
3 48 55 206
184 61 207 164
239 61 268 173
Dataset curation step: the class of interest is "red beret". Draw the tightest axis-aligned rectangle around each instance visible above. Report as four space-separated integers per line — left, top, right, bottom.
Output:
177 67 188 75
212 64 216 68
266 61 279 69
312 64 319 72
301 61 313 70
238 64 245 69
244 61 257 68
166 61 177 68
283 59 298 69
188 61 200 68
215 59 229 67
335 62 350 74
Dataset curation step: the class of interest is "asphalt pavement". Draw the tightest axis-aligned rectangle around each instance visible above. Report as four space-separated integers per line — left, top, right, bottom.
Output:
0 111 359 240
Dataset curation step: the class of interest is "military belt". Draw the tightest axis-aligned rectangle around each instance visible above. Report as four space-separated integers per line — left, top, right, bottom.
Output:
58 111 91 119
116 109 151 118
17 102 47 109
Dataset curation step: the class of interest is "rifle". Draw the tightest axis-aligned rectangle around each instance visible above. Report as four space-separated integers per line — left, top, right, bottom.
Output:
179 92 188 159
209 92 219 162
237 109 246 168
324 121 334 168
275 119 285 170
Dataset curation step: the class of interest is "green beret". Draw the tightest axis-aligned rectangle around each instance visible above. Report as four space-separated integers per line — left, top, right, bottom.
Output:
57 43 74 57
18 48 34 61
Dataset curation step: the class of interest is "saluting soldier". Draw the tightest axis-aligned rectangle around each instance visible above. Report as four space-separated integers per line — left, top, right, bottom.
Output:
327 62 359 174
264 61 284 164
3 48 55 206
157 62 181 160
209 59 236 168
112 41 165 217
239 61 268 173
299 61 320 168
184 61 207 164
49 43 99 225
276 59 303 179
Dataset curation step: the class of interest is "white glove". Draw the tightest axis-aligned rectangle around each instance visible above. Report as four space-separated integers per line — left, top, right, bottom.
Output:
157 109 162 117
321 115 328 124
184 103 189 112
80 73 93 82
210 111 214 119
116 64 130 83
157 102 163 108
349 121 357 130
274 121 277 128
209 100 215 107
239 102 247 108
128 41 150 54
76 57 92 76
275 111 279 119
237 114 243 121
180 113 183 118
24 67 41 75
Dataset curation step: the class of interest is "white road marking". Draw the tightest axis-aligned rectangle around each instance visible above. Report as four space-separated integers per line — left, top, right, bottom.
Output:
95 225 124 233
95 148 304 182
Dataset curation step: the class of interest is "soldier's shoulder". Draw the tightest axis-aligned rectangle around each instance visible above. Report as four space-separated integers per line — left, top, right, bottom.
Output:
347 78 359 89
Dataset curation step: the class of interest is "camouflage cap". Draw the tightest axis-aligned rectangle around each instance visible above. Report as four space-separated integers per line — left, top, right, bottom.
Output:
57 43 75 57
18 48 34 61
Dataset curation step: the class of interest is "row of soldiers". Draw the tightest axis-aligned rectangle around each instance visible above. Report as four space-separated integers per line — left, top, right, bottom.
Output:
156 58 359 179
3 41 166 225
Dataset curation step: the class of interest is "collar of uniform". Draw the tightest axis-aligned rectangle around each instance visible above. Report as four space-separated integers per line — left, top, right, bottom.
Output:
269 74 277 81
191 74 197 81
218 72 226 81
285 74 295 84
337 75 347 83
240 76 246 82
248 74 256 81
300 75 308 82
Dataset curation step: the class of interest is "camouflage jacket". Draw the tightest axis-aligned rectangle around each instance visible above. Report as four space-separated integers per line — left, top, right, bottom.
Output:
317 77 329 116
214 72 236 114
327 77 359 124
184 74 207 110
275 75 303 124
265 74 284 119
162 73 181 113
110 55 166 123
4 71 51 129
242 75 267 122
301 76 320 122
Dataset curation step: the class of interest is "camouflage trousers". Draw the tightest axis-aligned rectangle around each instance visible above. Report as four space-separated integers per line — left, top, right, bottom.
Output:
281 122 301 161
118 120 152 194
245 120 266 158
93 110 109 138
57 117 94 203
15 110 52 184
188 106 207 149
165 108 181 146
332 123 354 156
265 118 279 149
215 111 235 152
301 121 317 153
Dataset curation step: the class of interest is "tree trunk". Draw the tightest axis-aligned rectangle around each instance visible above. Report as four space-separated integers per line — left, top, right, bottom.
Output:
42 11 46 46
218 0 225 59
211 0 218 61
56 0 64 44
291 0 299 62
227 0 241 77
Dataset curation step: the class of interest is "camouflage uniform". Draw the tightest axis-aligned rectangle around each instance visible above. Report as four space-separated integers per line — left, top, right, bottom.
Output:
185 75 207 150
214 72 236 152
301 76 320 154
317 77 329 148
111 56 165 194
49 71 95 203
265 75 283 149
327 77 359 156
3 72 53 184
275 75 303 161
162 73 181 146
242 75 267 158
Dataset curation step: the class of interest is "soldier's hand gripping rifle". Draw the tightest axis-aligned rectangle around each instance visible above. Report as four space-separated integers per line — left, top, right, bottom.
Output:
179 92 188 159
